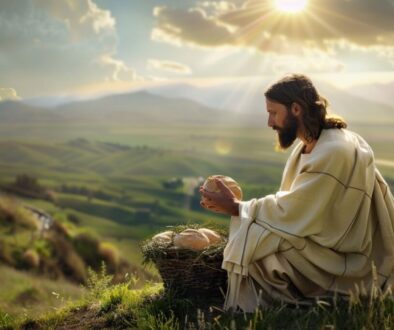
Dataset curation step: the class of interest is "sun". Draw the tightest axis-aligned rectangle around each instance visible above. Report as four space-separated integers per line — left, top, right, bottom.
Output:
274 0 308 13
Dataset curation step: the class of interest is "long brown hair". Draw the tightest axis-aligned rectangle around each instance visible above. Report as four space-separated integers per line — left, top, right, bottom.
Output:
264 74 347 142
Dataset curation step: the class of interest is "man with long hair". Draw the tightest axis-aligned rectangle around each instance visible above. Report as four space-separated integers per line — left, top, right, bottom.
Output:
200 74 394 312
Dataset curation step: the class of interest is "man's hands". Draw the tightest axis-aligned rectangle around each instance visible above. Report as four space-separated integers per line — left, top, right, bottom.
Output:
199 178 240 216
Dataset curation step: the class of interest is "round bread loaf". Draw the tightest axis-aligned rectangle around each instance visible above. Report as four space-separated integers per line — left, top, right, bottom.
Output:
173 229 210 250
202 175 243 200
198 228 222 245
152 230 174 245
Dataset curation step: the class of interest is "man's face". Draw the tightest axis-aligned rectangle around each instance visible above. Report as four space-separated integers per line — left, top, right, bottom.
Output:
266 99 299 149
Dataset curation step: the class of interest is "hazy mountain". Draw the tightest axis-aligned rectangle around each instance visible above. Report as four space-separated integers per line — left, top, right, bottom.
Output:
22 95 89 108
0 80 392 128
345 82 394 108
147 79 394 124
0 100 64 122
147 78 270 113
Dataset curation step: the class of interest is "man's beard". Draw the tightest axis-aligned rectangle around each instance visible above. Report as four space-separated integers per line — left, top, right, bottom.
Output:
274 113 299 150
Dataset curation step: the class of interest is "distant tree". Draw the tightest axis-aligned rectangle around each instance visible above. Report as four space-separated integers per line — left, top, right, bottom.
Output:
67 213 81 225
162 177 184 190
3 174 55 201
14 174 43 193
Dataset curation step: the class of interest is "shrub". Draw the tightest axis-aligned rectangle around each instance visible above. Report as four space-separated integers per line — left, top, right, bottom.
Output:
67 213 81 225
22 249 40 269
0 310 14 330
34 239 53 259
63 250 87 283
84 263 113 302
51 221 70 238
13 285 44 306
47 234 87 283
72 232 101 270
0 197 38 230
98 242 120 273
0 240 15 266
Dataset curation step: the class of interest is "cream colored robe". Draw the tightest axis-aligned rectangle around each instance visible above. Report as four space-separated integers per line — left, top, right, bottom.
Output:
222 128 394 312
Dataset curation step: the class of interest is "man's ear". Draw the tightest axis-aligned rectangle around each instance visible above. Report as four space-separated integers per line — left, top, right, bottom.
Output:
291 102 302 117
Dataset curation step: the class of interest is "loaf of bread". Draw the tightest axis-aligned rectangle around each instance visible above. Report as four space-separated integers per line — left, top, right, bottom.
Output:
173 228 210 250
202 175 243 200
198 228 222 245
152 230 174 245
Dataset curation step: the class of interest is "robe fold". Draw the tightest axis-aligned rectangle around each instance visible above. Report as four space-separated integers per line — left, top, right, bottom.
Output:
222 128 394 312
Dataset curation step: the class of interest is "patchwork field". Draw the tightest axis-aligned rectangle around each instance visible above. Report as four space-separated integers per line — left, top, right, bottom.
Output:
0 91 393 323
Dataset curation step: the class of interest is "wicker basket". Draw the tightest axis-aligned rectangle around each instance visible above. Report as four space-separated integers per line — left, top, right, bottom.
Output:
150 246 227 298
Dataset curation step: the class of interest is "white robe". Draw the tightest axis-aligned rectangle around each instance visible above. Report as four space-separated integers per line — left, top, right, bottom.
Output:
222 128 394 312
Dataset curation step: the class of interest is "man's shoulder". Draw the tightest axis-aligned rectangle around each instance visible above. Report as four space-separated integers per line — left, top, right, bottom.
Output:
318 128 365 155
309 128 374 170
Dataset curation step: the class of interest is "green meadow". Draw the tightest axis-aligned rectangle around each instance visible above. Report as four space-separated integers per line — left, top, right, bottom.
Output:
0 101 393 327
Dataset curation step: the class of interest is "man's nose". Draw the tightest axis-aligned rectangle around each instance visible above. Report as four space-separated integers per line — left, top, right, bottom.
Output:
268 117 274 128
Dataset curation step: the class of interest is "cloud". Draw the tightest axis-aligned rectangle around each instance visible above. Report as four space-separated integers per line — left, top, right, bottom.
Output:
147 59 192 74
0 88 20 101
150 0 394 74
323 40 394 72
219 0 394 47
0 0 137 98
197 1 237 16
151 6 236 49
98 55 138 81
32 0 115 40
152 0 394 51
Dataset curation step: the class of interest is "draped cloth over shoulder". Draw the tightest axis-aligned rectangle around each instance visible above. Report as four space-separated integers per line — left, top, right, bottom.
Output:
222 129 394 312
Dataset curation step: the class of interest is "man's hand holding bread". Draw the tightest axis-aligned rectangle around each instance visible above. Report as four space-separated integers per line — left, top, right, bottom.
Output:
199 175 241 216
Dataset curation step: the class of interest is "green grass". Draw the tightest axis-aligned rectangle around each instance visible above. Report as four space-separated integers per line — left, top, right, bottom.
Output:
0 122 393 326
10 270 394 330
0 264 84 320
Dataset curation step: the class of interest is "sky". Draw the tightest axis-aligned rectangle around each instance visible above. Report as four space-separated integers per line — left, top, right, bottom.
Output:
1 0 394 100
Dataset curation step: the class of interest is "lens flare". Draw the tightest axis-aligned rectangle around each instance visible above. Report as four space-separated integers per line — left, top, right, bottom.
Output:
215 139 232 155
274 0 308 13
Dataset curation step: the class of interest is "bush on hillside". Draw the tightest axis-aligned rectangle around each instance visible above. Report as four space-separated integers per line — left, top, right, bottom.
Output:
72 232 101 270
98 242 120 273
13 286 44 306
22 249 40 269
59 184 114 202
67 213 81 225
0 240 15 266
50 220 70 238
162 177 184 190
33 239 53 259
47 234 87 283
2 174 55 202
0 197 39 230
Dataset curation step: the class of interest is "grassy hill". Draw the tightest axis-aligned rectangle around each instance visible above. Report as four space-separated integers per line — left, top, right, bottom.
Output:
4 272 394 330
0 88 393 325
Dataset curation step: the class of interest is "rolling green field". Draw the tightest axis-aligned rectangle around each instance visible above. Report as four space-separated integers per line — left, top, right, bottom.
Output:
0 114 393 324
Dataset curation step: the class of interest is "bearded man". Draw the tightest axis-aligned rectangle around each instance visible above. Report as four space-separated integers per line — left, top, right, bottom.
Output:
200 74 394 312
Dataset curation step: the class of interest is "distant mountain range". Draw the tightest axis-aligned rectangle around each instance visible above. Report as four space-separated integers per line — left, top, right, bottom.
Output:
147 79 394 124
344 82 394 108
1 79 393 127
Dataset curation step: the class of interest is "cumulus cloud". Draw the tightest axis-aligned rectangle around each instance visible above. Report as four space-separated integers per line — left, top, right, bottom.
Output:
152 0 394 51
0 0 137 98
151 6 235 48
197 1 237 16
32 0 134 82
0 88 20 101
220 0 394 47
97 55 140 81
147 59 192 74
150 0 394 74
32 0 115 40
